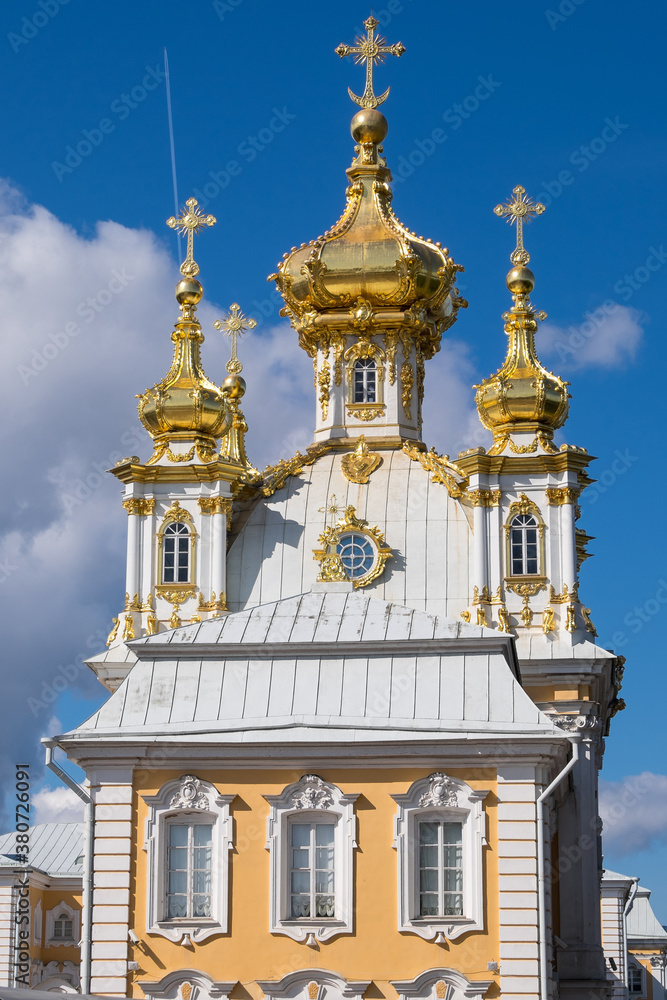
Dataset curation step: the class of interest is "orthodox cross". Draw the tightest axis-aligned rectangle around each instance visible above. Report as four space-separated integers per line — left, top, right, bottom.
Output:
213 303 257 375
167 198 217 278
493 185 545 266
335 16 405 109
318 494 343 531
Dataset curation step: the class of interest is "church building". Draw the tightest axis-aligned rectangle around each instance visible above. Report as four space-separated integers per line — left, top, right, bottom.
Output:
36 17 626 1000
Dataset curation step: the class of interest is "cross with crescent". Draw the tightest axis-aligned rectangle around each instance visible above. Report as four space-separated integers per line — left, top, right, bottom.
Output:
213 303 257 375
167 198 217 278
335 16 405 109
493 185 545 266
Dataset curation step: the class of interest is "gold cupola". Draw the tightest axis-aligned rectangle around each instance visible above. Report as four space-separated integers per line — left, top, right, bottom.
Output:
475 186 570 456
137 199 231 465
270 17 466 445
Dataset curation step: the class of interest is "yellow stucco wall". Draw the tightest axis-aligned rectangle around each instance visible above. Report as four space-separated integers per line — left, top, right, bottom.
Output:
30 884 82 968
128 767 501 999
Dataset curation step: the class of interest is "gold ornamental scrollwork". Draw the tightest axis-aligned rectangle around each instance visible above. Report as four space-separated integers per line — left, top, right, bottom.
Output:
542 607 555 634
400 360 414 419
402 441 468 499
260 443 328 498
198 496 233 528
162 499 195 525
340 437 382 484
467 489 502 508
497 606 512 633
581 607 597 635
347 404 385 421
198 591 227 615
546 486 581 505
122 498 155 516
106 617 120 646
460 610 471 623
549 583 579 604
318 361 331 421
313 503 392 589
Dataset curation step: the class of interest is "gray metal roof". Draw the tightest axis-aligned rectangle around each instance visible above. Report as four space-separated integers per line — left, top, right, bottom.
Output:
0 823 83 877
627 887 667 944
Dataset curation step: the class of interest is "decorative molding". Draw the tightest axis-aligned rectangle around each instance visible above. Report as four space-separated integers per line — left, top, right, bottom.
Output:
291 774 334 810
313 504 392 589
401 360 414 419
497 605 512 633
467 489 501 507
162 499 195 525
257 970 371 1000
554 713 600 733
392 774 488 942
168 775 211 811
106 616 120 646
403 442 468 499
419 772 458 808
45 901 79 947
264 777 359 943
318 361 331 421
198 496 232 523
123 497 155 516
141 776 235 943
340 436 382 484
198 591 227 614
138 970 236 1000
507 492 542 521
549 582 579 604
546 486 580 505
581 606 597 635
542 606 555 633
391 968 494 1000
346 404 385 421
260 443 328 498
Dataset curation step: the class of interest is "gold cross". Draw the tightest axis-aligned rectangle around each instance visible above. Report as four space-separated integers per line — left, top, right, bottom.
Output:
213 303 257 374
335 16 405 109
167 198 217 278
493 185 545 266
318 494 343 530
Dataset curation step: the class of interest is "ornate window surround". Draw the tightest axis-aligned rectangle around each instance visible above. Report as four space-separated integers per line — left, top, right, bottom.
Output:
392 773 488 941
256 968 370 1000
138 969 237 1000
313 504 392 590
345 340 386 420
156 501 197 594
391 968 494 1000
264 775 359 944
45 900 79 946
504 493 547 587
142 774 235 943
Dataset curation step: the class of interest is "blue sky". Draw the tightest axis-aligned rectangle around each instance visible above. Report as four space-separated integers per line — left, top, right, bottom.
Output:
2 0 666 915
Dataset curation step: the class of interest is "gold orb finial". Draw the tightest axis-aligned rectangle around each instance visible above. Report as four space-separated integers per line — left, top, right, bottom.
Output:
351 108 388 144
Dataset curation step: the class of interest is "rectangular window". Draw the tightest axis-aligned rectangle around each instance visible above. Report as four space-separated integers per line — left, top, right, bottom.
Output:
166 822 212 919
418 820 463 917
290 822 335 919
629 967 644 995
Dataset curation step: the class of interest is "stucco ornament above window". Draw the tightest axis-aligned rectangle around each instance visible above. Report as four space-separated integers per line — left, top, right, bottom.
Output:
291 774 334 810
169 774 211 811
419 772 459 809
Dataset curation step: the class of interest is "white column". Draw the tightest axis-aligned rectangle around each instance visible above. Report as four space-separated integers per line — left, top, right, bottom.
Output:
473 503 488 596
211 509 226 602
561 502 577 592
125 511 140 601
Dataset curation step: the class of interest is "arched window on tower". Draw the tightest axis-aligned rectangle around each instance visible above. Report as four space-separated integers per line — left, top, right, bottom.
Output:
509 513 539 576
162 522 191 584
353 358 376 403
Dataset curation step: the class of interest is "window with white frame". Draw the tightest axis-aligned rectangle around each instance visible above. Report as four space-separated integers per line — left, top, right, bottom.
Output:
44 900 79 947
162 521 191 584
265 774 359 943
165 820 213 919
392 772 488 941
142 774 234 943
509 513 539 576
353 358 377 403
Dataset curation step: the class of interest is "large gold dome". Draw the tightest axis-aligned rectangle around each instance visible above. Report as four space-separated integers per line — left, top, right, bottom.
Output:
271 108 466 358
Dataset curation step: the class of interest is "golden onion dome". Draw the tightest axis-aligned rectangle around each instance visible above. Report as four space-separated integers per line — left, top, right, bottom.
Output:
137 276 230 460
475 264 570 451
270 107 466 357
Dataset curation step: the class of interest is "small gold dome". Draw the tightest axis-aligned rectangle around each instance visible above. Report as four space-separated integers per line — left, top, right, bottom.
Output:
222 374 246 399
475 268 570 445
137 281 230 450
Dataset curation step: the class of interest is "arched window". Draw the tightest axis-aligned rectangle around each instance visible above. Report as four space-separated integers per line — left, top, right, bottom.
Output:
509 513 539 576
53 913 73 940
162 522 191 584
353 358 376 403
337 532 376 580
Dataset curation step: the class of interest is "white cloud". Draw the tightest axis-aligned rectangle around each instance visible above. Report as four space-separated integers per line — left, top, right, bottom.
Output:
540 302 645 371
599 772 667 856
32 786 84 825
